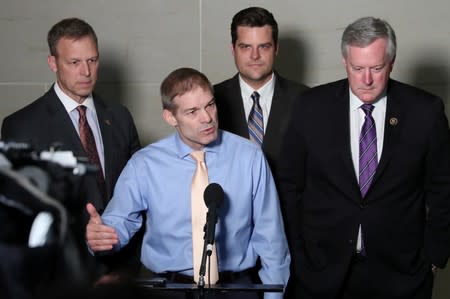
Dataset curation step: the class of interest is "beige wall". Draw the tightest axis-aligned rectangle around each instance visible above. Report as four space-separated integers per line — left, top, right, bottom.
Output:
1 0 449 296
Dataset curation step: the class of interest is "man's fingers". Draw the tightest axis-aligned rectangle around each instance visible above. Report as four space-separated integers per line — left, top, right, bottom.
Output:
88 242 116 252
86 225 118 239
85 209 119 253
86 226 119 252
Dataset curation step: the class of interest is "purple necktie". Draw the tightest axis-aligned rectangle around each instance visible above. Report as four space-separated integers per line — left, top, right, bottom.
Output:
358 104 377 256
359 104 377 197
248 91 264 146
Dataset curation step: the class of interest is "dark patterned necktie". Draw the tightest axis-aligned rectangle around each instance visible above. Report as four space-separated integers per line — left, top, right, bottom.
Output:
77 105 106 200
359 104 377 197
248 91 264 146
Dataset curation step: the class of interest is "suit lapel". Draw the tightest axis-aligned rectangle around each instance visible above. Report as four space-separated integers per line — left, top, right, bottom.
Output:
370 80 403 192
262 75 287 154
94 96 114 198
333 82 363 201
227 75 249 137
45 89 84 153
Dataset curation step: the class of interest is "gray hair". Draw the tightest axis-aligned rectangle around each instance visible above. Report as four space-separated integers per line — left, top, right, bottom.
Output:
341 17 397 62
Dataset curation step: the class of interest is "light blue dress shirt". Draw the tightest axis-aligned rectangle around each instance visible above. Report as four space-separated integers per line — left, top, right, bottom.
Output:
102 130 290 299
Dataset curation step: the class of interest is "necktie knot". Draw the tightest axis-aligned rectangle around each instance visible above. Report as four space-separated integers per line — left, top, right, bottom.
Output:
251 91 260 105
191 150 205 163
76 105 87 117
360 104 374 116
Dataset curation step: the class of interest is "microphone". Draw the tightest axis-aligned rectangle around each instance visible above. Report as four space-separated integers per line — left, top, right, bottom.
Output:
203 183 224 255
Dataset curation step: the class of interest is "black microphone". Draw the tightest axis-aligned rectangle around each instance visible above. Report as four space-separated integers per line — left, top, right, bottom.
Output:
203 183 224 255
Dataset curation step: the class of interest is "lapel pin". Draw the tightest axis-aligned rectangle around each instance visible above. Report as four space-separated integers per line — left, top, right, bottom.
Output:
104 119 112 126
389 117 398 126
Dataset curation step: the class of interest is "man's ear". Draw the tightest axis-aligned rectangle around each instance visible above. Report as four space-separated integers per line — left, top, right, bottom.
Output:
48 55 57 73
162 109 177 127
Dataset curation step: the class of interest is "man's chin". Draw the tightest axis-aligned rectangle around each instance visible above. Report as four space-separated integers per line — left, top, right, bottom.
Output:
201 133 218 145
357 92 378 103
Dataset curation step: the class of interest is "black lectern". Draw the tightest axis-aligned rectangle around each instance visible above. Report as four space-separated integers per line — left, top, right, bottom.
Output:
136 279 283 298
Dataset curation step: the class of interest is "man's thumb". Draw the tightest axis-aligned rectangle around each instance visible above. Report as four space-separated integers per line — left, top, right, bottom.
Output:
86 203 102 224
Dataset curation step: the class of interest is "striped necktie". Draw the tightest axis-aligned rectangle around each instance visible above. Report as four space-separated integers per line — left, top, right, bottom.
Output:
359 104 377 197
358 104 377 255
248 91 264 146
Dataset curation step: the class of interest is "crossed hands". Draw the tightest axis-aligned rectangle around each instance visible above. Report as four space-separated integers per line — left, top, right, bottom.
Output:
85 203 119 252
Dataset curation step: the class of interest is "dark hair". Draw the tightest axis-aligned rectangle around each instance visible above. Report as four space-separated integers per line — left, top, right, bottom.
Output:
341 16 396 62
160 68 213 112
231 7 278 46
47 18 98 56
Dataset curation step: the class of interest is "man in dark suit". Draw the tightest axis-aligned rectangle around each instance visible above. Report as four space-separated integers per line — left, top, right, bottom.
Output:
214 7 308 177
278 17 450 299
1 18 141 284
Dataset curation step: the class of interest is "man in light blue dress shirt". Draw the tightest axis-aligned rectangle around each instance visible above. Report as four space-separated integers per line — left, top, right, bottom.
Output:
86 67 290 299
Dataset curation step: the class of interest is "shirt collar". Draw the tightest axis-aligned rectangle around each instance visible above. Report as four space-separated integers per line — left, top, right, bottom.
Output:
238 72 275 102
54 81 96 113
174 130 222 159
349 87 387 112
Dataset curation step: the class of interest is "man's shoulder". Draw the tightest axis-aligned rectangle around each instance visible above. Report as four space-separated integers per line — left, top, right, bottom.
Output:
92 93 137 129
93 93 131 114
133 134 175 156
2 90 55 130
275 73 309 94
220 130 261 154
300 79 347 98
6 90 54 117
214 74 239 94
388 79 440 100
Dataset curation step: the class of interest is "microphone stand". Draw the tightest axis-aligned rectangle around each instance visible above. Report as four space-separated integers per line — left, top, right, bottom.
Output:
198 223 211 299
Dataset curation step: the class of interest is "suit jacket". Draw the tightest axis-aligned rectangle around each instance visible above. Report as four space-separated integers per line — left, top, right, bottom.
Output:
214 73 308 178
277 79 450 298
1 86 141 279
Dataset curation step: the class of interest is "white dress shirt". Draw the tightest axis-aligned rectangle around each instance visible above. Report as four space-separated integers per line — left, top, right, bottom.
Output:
238 73 275 133
349 88 386 252
54 82 105 175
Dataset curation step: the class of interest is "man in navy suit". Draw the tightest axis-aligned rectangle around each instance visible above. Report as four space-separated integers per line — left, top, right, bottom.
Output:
1 18 141 284
278 16 450 299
